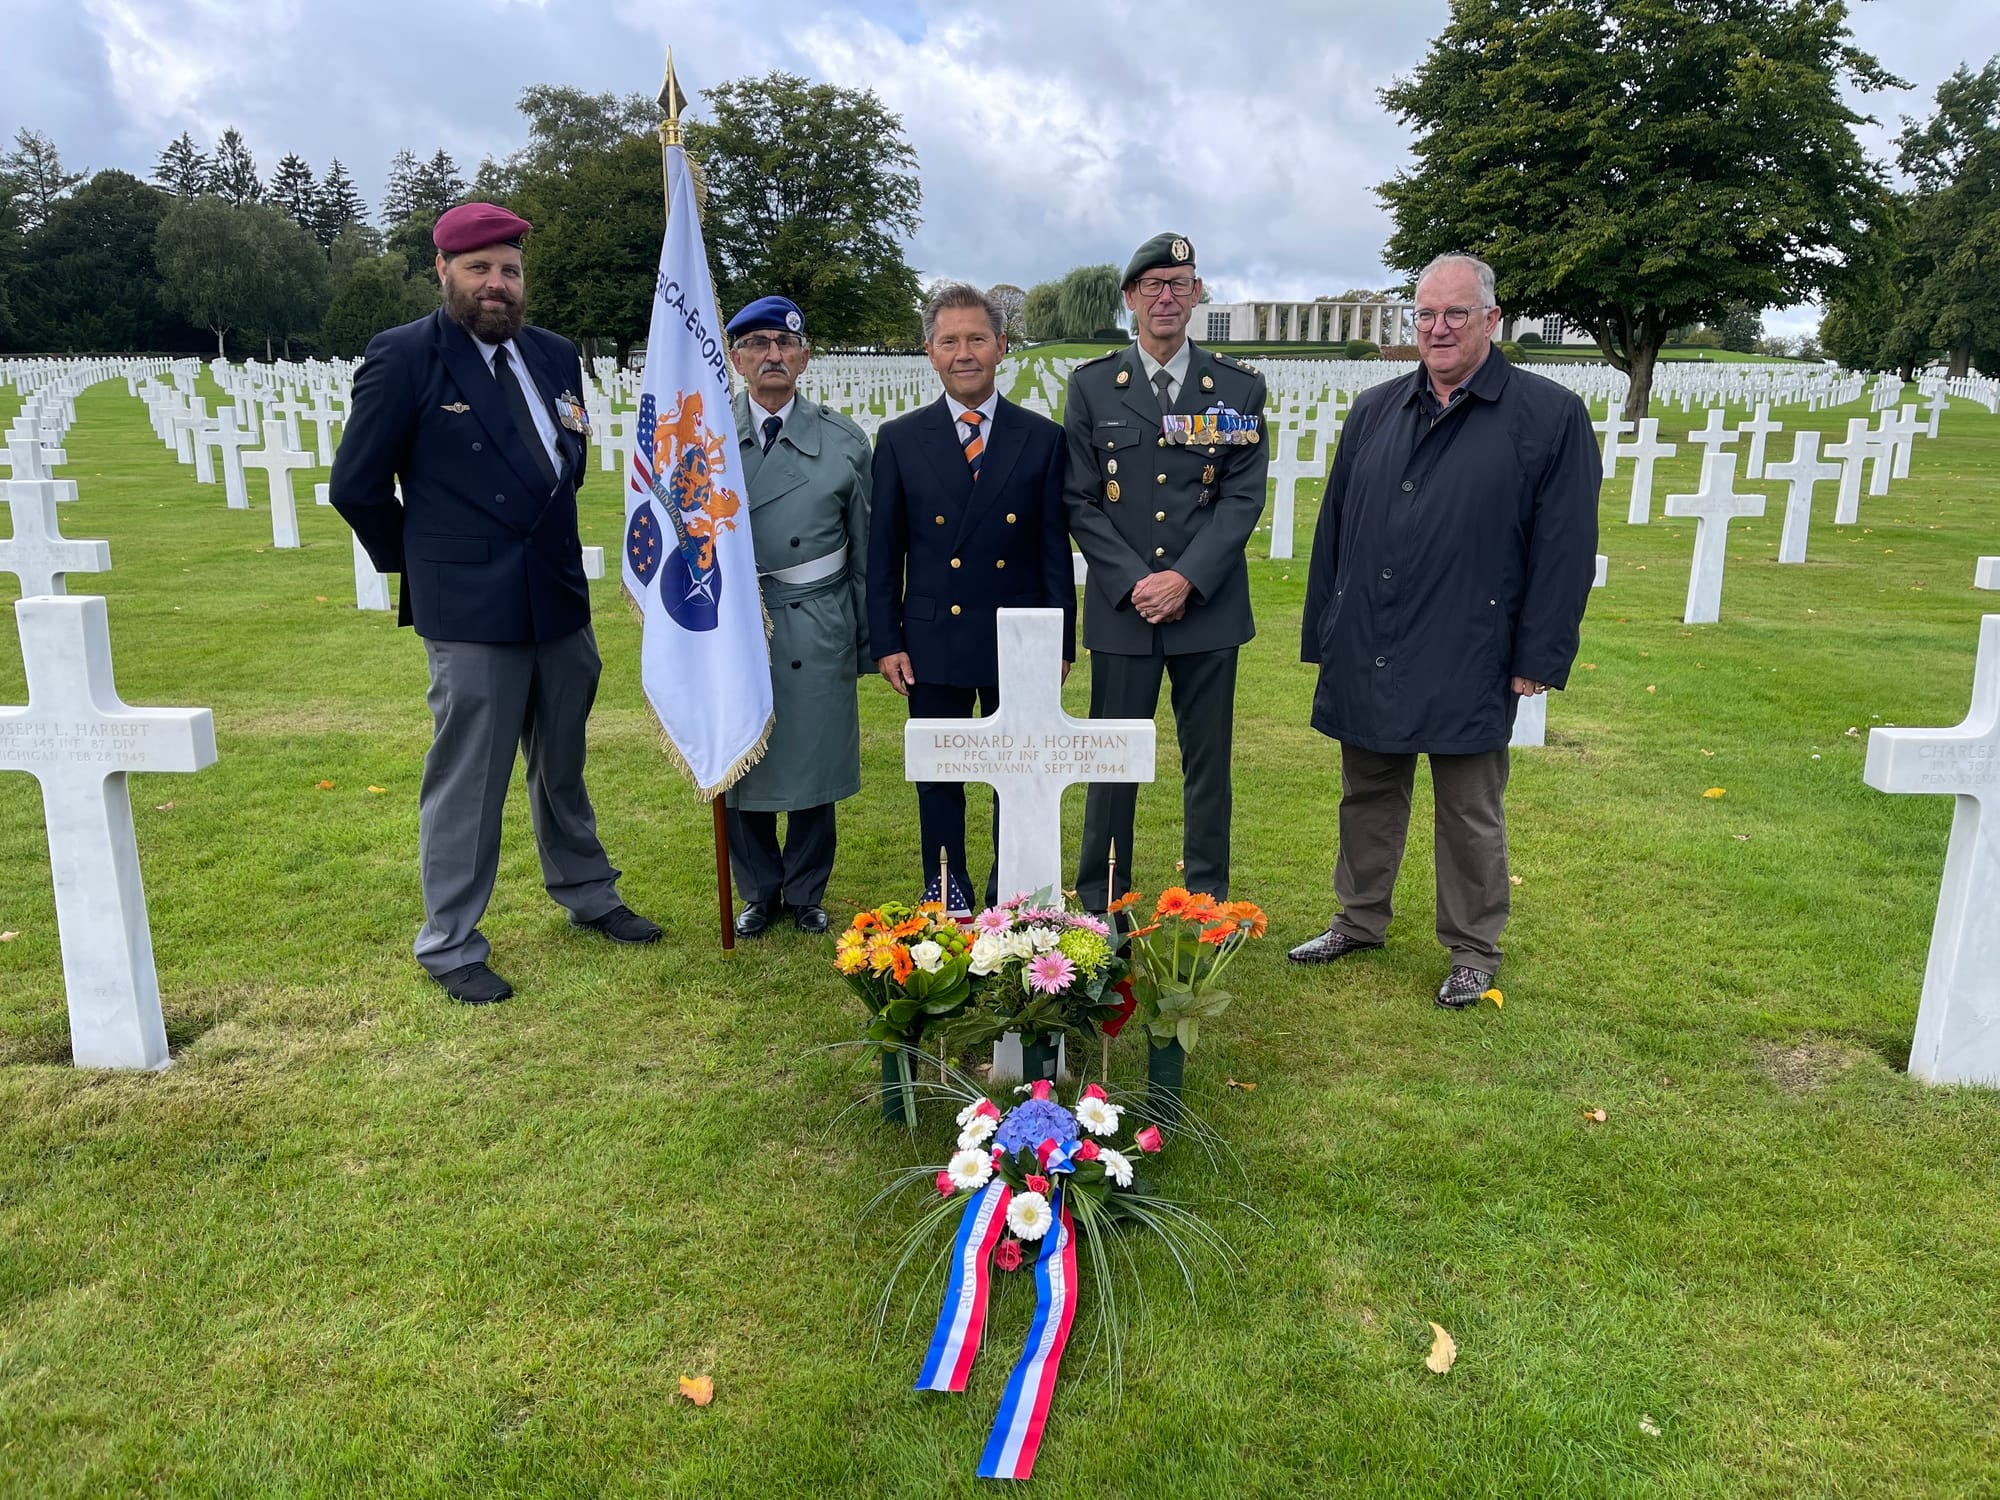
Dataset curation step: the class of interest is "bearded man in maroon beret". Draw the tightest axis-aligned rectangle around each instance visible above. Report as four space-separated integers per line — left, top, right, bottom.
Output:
330 201 662 1005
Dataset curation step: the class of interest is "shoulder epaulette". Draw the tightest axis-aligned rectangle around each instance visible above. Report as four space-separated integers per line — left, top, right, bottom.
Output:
1075 348 1122 369
1217 353 1258 375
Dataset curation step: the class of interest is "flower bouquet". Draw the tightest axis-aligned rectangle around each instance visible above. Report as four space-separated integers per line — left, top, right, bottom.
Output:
835 901 975 1122
951 894 1131 1080
871 1078 1226 1482
1114 886 1268 1114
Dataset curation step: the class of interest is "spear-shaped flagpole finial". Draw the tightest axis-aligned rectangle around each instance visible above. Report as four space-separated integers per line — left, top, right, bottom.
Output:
659 47 686 147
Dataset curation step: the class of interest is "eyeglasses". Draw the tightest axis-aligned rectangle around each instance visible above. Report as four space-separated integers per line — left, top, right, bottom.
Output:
734 333 805 353
1134 275 1199 301
1414 306 1490 330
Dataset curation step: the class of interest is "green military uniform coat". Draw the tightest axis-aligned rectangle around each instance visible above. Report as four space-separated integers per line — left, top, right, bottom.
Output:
725 390 872 813
1062 340 1270 654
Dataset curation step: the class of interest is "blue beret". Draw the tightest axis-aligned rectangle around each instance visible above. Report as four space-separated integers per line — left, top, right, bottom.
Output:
727 296 806 339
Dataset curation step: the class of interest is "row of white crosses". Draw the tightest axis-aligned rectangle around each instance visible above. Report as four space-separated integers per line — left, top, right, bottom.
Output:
0 408 218 1071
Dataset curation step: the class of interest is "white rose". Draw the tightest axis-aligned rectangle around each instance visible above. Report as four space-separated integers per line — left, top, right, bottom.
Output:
1003 930 1035 961
969 934 1006 975
910 940 944 974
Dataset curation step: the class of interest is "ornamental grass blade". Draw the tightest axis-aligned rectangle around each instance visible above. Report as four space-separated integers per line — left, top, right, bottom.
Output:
1425 1322 1457 1374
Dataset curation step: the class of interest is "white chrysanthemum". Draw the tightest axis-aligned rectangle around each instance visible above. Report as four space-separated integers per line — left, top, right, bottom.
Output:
910 940 944 974
1002 930 1035 961
1097 1149 1134 1188
968 934 1006 975
1075 1095 1123 1137
1007 1190 1054 1241
1025 924 1061 954
946 1148 994 1192
957 1113 998 1149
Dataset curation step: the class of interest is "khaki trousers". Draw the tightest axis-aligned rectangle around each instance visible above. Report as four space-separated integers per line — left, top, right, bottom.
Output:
1331 743 1511 972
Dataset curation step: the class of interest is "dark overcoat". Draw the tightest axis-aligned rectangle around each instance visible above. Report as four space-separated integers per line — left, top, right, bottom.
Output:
867 394 1074 686
330 309 592 643
1301 349 1600 754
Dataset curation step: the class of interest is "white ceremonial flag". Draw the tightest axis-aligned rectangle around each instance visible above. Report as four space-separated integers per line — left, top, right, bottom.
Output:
624 144 771 797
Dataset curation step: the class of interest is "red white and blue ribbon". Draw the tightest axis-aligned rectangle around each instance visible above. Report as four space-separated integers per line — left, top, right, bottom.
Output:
976 1185 1079 1481
915 1178 1012 1392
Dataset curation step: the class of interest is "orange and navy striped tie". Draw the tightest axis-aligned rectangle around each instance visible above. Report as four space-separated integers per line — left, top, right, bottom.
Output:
960 409 984 479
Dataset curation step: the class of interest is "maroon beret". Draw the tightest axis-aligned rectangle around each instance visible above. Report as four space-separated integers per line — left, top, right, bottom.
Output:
433 202 533 255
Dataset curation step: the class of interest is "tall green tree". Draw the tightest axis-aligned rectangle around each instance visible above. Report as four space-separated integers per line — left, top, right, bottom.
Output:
154 132 209 198
208 128 260 204
1896 58 2000 377
415 150 467 218
515 131 662 359
314 160 367 248
156 195 268 355
1022 281 1063 342
476 86 657 201
1057 264 1123 339
12 170 193 353
687 71 924 347
381 148 421 227
319 254 433 356
1 128 85 231
988 283 1027 341
1718 302 1764 354
1379 0 1900 418
245 204 330 358
268 152 318 233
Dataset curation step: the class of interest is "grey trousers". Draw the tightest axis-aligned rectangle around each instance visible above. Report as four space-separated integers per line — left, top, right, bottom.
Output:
1077 645 1238 909
1331 743 1511 972
726 803 837 908
413 627 623 975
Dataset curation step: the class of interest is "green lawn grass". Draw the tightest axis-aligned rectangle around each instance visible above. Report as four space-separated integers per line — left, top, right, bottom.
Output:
1 380 1997 1497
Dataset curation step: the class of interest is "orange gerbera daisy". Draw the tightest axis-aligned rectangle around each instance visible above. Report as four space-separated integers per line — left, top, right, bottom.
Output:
890 945 915 983
1221 900 1268 939
852 911 879 933
890 916 927 939
1185 895 1223 925
915 900 945 917
1126 922 1162 940
1154 886 1194 918
1198 922 1234 945
1106 890 1143 914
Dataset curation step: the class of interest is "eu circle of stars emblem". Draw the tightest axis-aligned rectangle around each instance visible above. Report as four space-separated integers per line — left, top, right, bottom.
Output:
629 505 662 585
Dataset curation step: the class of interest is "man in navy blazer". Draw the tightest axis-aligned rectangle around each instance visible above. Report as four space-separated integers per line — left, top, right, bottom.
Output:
868 283 1073 912
330 202 660 1006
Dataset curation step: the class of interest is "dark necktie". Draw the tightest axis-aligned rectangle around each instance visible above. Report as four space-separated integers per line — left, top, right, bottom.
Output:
1153 368 1175 413
491 345 558 492
960 409 984 480
761 415 782 454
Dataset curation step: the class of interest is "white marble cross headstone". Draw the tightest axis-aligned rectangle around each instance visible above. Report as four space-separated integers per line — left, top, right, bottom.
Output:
0 595 218 1069
1593 410 1634 478
1924 392 1949 440
1267 428 1317 562
0 474 110 596
1824 417 1874 526
1738 401 1781 480
1765 430 1842 565
1663 452 1765 625
240 420 313 548
904 608 1155 906
1863 615 2000 1086
1977 558 2000 591
1510 554 1608 748
1621 419 1676 525
5 437 77 503
1686 408 1738 466
208 419 257 510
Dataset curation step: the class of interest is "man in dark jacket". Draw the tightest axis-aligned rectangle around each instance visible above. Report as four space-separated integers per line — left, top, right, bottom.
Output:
1291 253 1598 1007
869 282 1072 913
330 202 661 1006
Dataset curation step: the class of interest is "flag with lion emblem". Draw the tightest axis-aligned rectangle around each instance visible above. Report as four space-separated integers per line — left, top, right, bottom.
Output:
624 142 771 796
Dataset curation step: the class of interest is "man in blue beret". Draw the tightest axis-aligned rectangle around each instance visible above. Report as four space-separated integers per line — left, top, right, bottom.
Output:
329 201 662 1005
721 296 873 937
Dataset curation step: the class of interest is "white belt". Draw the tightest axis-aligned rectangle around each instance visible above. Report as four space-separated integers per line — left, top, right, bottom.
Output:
761 544 847 585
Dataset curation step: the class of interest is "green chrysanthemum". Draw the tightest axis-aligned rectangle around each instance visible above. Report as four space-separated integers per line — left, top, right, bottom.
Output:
1057 927 1111 976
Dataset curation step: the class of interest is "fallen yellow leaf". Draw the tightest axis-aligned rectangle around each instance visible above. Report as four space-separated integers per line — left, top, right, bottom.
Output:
1640 1414 1661 1437
1425 1322 1457 1374
1583 1107 1607 1123
1224 1077 1258 1091
1481 988 1504 1009
1508 874 1523 887
154 802 175 811
0 931 16 942
1700 748 1715 758
1703 787 1727 799
367 785 386 795
316 780 335 790
1645 685 1658 694
314 595 328 603
679 1375 714 1406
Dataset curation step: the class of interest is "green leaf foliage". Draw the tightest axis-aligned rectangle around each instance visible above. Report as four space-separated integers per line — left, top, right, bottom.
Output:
1379 0 1900 416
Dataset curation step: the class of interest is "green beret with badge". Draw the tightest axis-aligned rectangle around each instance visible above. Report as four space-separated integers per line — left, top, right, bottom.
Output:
1122 231 1196 288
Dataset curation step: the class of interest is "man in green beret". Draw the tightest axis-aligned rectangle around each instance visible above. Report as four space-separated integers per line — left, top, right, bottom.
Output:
1066 232 1271 911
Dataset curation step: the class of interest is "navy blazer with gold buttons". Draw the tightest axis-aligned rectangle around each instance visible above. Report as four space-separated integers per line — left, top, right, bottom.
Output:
330 308 592 643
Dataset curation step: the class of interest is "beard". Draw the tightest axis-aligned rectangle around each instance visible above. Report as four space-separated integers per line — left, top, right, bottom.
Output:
443 278 525 343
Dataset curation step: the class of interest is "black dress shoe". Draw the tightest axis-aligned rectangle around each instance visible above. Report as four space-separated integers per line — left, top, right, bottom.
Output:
572 903 664 944
432 961 513 1005
735 899 783 937
1435 964 1494 1010
793 903 830 935
1286 927 1385 965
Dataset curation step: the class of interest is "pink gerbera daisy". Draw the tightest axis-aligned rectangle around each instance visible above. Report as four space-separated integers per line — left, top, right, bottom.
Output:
1026 952 1076 995
972 907 1013 936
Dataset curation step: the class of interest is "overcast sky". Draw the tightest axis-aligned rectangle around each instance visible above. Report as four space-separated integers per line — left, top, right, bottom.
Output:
9 0 1995 335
